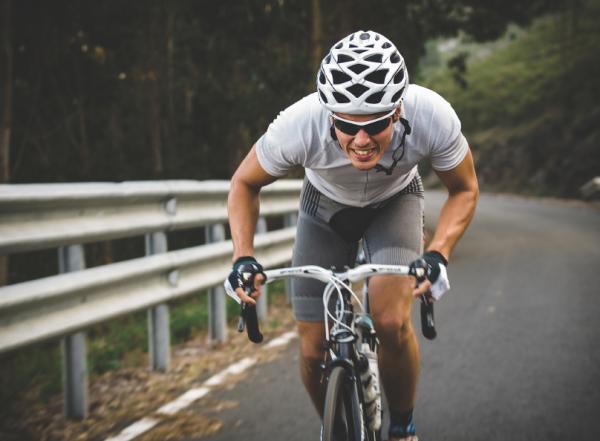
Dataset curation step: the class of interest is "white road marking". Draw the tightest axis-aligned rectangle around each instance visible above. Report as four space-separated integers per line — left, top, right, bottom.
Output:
264 331 297 349
104 417 160 441
157 387 210 415
104 331 297 441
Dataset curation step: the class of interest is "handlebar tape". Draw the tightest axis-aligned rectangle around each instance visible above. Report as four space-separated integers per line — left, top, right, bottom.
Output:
242 303 263 343
420 298 437 340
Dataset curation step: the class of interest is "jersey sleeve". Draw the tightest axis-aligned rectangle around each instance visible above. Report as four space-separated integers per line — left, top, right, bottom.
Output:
428 95 469 172
255 97 313 177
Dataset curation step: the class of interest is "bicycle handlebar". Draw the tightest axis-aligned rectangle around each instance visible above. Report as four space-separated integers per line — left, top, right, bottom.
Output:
224 263 437 342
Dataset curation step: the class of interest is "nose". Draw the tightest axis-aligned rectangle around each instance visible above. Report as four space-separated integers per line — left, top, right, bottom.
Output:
354 128 371 146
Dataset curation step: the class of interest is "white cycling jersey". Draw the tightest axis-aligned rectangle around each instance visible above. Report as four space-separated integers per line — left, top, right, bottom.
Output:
256 84 469 207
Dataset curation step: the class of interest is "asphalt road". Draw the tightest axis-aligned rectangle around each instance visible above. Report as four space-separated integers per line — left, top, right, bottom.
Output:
192 192 600 441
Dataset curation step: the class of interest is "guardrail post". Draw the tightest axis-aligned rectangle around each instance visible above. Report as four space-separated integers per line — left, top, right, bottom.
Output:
145 232 170 371
58 244 88 420
284 213 298 304
256 217 268 321
206 224 228 343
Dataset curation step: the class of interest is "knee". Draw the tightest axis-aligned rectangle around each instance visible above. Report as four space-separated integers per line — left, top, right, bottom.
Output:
373 310 413 344
298 323 326 366
368 277 414 344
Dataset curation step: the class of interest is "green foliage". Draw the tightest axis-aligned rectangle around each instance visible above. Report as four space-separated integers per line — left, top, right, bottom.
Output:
6 0 564 184
419 0 600 196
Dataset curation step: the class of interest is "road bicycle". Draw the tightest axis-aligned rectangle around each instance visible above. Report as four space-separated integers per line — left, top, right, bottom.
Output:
225 261 436 441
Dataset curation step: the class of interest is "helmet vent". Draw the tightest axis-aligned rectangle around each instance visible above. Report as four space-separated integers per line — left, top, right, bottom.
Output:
348 64 368 74
347 83 369 98
324 54 331 64
332 92 350 103
319 91 328 103
365 69 388 84
337 54 354 63
319 71 326 84
382 42 392 49
393 68 404 84
331 69 352 84
360 32 370 40
335 42 343 49
365 91 385 104
365 54 383 63
391 87 405 103
352 49 368 54
390 51 401 63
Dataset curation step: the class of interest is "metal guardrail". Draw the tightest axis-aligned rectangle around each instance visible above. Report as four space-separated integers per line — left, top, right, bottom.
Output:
0 228 296 354
0 179 302 419
0 179 301 254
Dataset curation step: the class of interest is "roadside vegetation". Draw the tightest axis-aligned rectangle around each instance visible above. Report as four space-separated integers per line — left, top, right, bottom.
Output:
0 282 288 430
417 0 600 197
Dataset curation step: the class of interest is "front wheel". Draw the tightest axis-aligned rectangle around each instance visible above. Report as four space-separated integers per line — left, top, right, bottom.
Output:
322 366 364 441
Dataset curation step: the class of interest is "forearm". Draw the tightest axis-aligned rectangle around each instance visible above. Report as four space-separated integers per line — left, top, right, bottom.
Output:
228 176 261 261
427 188 478 261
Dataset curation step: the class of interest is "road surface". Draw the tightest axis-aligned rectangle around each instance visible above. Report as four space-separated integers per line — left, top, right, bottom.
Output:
190 192 600 441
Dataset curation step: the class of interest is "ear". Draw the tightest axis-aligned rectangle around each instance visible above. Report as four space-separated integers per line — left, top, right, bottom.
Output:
392 106 401 122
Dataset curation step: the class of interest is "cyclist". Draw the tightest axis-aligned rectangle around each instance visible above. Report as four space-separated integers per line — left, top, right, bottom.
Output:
227 30 479 441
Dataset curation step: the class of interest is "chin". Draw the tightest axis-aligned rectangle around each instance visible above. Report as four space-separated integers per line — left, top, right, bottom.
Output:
351 160 378 171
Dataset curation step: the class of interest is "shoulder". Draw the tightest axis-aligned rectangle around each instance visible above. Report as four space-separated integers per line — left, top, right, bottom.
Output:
404 84 455 114
274 92 325 123
263 92 330 148
404 84 461 134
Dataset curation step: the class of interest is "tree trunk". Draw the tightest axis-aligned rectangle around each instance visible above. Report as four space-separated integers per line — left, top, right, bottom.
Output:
1 0 12 183
310 0 323 79
0 0 12 286
146 1 163 178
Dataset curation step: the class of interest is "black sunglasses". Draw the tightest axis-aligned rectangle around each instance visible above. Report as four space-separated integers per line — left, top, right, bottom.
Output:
332 110 395 136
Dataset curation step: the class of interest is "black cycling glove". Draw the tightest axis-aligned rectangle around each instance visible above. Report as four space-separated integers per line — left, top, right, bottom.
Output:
421 251 448 283
227 256 266 294
409 251 450 300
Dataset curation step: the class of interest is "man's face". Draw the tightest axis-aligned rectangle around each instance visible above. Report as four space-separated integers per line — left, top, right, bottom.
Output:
332 108 399 171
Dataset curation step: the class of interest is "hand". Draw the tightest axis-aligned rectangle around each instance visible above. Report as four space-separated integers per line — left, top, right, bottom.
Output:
409 251 450 301
226 256 266 305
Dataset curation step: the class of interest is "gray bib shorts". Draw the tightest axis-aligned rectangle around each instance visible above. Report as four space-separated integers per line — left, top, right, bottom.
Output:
291 175 425 322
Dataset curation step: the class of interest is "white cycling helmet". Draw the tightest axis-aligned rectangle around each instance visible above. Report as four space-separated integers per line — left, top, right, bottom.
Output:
317 30 409 115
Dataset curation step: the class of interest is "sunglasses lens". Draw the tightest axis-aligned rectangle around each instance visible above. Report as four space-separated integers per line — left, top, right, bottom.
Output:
334 116 391 136
334 119 360 135
364 118 391 135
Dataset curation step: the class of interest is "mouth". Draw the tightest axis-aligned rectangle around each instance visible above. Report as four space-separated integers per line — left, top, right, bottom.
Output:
348 145 379 162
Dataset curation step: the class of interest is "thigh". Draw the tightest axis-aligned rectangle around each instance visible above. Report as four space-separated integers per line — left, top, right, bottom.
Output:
291 212 358 322
362 193 424 266
362 193 423 320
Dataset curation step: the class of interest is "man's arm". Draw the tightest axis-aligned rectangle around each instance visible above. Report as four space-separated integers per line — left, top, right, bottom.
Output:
228 144 279 260
427 148 479 260
227 145 279 303
413 148 479 297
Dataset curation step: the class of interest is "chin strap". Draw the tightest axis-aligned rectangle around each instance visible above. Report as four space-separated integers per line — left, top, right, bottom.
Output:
374 117 411 176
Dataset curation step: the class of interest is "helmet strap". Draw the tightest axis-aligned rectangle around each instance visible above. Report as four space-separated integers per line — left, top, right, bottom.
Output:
374 117 411 176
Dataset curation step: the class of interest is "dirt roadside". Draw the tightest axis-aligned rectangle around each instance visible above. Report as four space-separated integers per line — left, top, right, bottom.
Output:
1 298 296 441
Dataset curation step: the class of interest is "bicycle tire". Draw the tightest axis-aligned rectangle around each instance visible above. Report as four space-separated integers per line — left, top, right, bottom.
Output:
322 366 363 441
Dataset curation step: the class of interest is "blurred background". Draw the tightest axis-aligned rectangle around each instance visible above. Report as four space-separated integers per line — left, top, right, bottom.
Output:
1 1 599 439
1 0 598 195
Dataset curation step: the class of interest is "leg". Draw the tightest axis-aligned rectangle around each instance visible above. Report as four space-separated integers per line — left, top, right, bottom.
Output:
297 320 327 416
368 275 419 415
362 189 424 440
291 209 358 417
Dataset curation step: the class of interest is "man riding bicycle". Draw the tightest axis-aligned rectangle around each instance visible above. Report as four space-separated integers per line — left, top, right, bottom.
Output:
227 30 479 441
